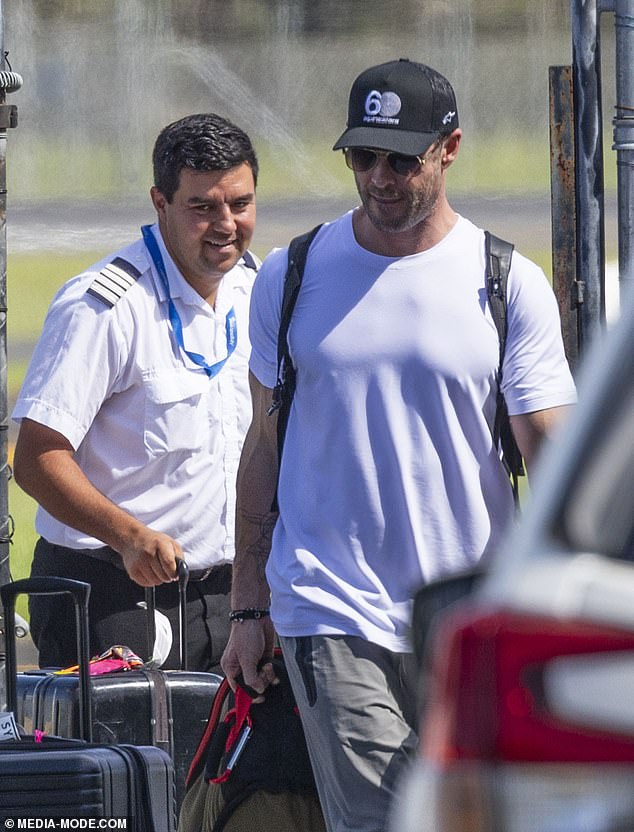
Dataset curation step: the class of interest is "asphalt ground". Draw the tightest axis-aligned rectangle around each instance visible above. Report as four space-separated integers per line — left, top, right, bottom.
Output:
8 193 564 256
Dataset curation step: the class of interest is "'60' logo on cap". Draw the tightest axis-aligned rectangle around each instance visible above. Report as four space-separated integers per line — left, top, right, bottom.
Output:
365 89 402 118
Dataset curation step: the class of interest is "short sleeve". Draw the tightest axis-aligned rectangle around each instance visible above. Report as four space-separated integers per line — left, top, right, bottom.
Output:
12 280 127 449
248 246 289 389
501 253 577 415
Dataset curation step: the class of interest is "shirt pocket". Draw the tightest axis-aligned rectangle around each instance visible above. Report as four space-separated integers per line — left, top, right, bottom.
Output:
143 369 210 456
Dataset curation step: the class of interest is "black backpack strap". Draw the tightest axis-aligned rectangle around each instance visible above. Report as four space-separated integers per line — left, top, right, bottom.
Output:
268 224 323 511
484 230 525 506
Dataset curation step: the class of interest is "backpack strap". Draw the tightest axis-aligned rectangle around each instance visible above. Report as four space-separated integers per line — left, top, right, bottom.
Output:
484 230 525 506
185 676 232 787
268 224 323 511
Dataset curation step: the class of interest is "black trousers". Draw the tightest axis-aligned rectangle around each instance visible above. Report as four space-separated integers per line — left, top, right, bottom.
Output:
28 538 232 672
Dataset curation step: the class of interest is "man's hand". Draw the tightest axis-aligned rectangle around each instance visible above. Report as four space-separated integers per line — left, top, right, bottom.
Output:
118 528 182 586
221 617 277 697
13 419 182 587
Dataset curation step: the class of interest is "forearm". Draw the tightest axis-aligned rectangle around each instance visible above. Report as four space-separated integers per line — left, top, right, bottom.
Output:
13 418 179 585
510 404 574 475
232 515 277 609
232 424 279 609
15 443 146 552
230 372 280 605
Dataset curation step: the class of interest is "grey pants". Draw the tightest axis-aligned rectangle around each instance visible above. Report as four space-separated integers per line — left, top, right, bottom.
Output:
279 634 419 832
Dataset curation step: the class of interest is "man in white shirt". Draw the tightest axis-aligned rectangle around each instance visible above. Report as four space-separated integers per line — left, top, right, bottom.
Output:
221 60 577 831
13 113 259 671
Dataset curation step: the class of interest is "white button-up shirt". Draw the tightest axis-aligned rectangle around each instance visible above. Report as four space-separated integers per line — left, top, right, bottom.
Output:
13 224 257 569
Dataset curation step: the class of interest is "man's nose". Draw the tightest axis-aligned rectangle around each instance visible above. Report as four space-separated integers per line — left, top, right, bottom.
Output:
211 204 236 232
369 156 397 186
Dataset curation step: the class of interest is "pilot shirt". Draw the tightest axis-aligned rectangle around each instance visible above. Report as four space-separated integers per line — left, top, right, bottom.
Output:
13 224 257 570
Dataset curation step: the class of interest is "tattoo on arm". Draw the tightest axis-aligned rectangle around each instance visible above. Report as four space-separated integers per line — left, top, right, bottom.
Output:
240 510 278 579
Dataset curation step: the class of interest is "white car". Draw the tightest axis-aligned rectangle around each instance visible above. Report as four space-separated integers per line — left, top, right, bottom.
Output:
394 287 634 832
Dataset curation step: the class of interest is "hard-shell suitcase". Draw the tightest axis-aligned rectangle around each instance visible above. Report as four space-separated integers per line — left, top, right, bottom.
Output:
0 577 177 828
4 570 221 810
0 738 175 825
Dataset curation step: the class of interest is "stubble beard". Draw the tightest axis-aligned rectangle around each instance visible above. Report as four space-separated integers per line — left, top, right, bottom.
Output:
359 172 443 235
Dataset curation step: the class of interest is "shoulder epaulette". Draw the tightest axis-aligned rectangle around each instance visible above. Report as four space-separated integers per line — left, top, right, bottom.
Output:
87 257 142 308
240 251 258 271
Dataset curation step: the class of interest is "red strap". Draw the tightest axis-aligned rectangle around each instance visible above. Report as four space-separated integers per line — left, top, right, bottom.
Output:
185 678 231 786
224 686 252 749
210 686 254 784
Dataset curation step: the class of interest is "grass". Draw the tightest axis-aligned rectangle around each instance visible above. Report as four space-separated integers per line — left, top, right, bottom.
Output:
9 252 106 341
8 251 108 397
9 479 37 622
10 131 619 203
8 252 108 621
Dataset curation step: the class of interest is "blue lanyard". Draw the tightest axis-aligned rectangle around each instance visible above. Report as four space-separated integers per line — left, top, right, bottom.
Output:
141 225 237 379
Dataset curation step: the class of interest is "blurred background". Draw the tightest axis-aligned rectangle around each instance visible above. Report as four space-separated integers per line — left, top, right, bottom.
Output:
3 0 618 252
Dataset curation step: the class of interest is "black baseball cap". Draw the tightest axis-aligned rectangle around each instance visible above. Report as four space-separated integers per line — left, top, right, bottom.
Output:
333 58 459 156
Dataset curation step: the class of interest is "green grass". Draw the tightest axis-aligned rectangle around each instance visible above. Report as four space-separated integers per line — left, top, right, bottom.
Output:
9 478 38 621
9 252 107 341
8 251 107 398
8 252 108 620
10 132 618 203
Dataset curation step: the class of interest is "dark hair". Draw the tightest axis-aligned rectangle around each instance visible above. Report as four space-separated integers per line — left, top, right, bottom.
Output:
423 65 459 141
152 113 258 202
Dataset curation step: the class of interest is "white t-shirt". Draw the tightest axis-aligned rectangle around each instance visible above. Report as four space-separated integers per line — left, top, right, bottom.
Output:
13 224 257 569
249 212 576 652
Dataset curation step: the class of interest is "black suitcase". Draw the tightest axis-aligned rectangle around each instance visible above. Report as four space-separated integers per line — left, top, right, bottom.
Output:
0 738 175 825
0 577 177 828
4 570 221 811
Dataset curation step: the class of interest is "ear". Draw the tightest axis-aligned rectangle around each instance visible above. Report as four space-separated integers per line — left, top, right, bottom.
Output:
150 186 168 218
441 129 462 170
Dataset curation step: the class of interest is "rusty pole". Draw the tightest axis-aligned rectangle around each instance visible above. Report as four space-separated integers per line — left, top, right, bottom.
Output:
550 65 579 372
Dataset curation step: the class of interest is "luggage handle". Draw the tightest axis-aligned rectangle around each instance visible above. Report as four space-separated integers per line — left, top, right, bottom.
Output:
0 577 93 742
144 559 189 671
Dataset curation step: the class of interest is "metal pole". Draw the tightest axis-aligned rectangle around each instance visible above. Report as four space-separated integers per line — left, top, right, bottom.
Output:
0 0 22 674
571 0 607 347
612 0 634 303
549 65 580 372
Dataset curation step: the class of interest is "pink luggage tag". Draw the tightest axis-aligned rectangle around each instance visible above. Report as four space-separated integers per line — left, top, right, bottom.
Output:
54 645 145 676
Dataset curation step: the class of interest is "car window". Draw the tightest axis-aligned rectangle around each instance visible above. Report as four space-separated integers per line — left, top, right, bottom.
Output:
554 310 634 560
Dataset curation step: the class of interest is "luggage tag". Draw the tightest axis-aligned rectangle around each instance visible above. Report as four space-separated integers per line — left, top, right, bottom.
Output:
0 712 21 741
54 645 145 676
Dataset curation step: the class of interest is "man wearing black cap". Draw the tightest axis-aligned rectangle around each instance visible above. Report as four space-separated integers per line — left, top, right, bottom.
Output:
222 60 576 831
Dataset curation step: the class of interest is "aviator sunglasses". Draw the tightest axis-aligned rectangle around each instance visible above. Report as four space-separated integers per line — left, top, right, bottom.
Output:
344 144 438 177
